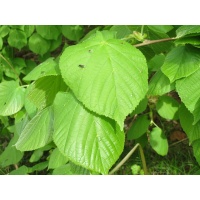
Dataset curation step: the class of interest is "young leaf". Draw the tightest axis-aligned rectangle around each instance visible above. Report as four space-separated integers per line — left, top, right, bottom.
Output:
36 25 61 40
0 81 25 116
0 25 10 37
9 166 28 175
27 75 68 110
61 25 84 42
148 70 175 96
176 68 200 124
48 148 69 169
161 46 200 83
53 91 125 174
149 127 168 156
15 106 54 151
23 57 59 82
127 115 150 140
8 29 27 49
156 95 179 120
59 31 148 130
28 33 50 56
24 25 35 37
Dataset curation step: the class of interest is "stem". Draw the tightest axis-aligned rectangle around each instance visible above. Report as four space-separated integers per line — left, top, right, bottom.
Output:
0 53 22 85
134 37 176 47
169 138 188 147
109 143 148 175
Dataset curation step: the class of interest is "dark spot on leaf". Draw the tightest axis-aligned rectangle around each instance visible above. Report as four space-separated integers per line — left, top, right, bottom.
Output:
88 49 93 53
4 102 6 105
78 64 85 68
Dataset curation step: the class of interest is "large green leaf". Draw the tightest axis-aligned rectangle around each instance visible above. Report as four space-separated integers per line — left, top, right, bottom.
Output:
148 70 175 96
48 148 69 169
53 91 125 174
179 104 200 144
27 75 68 110
149 127 168 156
23 57 59 82
0 81 25 116
28 33 50 56
15 106 54 151
161 46 200 83
176 25 200 38
59 31 148 130
36 25 61 40
8 29 27 49
176 68 200 124
0 25 10 38
0 134 24 168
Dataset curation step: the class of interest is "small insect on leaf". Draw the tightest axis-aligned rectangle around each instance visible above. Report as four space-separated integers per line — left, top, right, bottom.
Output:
78 64 85 68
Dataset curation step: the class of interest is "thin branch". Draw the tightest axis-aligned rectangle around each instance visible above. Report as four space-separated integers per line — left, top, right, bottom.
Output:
0 53 22 85
109 143 148 175
134 37 176 47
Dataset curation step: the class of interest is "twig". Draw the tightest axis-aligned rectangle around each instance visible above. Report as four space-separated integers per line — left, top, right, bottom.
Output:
169 138 188 147
134 37 176 47
109 143 148 175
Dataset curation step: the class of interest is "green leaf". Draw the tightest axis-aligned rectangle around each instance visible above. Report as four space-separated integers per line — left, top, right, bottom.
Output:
0 81 25 116
156 95 179 120
0 25 10 37
148 70 175 96
8 29 27 49
27 75 67 110
110 25 133 39
59 31 148 130
161 45 200 83
15 106 54 151
49 35 62 52
23 57 59 82
176 68 200 124
53 91 125 174
28 33 50 56
9 166 29 175
131 97 148 116
30 161 48 172
148 54 165 72
176 25 200 38
149 127 168 156
0 134 24 168
192 139 200 165
127 115 150 140
179 103 200 144
24 25 35 37
52 162 90 175
62 25 84 42
175 36 200 46
48 148 69 169
29 149 44 163
36 25 61 40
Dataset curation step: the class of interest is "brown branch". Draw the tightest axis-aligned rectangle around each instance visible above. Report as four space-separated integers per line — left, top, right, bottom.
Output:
134 37 176 47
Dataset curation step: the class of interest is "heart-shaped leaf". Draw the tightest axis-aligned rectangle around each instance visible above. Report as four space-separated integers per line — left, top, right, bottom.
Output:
53 91 125 174
59 31 148 130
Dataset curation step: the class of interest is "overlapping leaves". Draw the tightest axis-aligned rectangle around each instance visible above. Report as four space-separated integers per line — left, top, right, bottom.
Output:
59 31 148 130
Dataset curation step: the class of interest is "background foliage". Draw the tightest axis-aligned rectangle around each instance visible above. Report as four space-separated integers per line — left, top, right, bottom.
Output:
0 25 200 175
